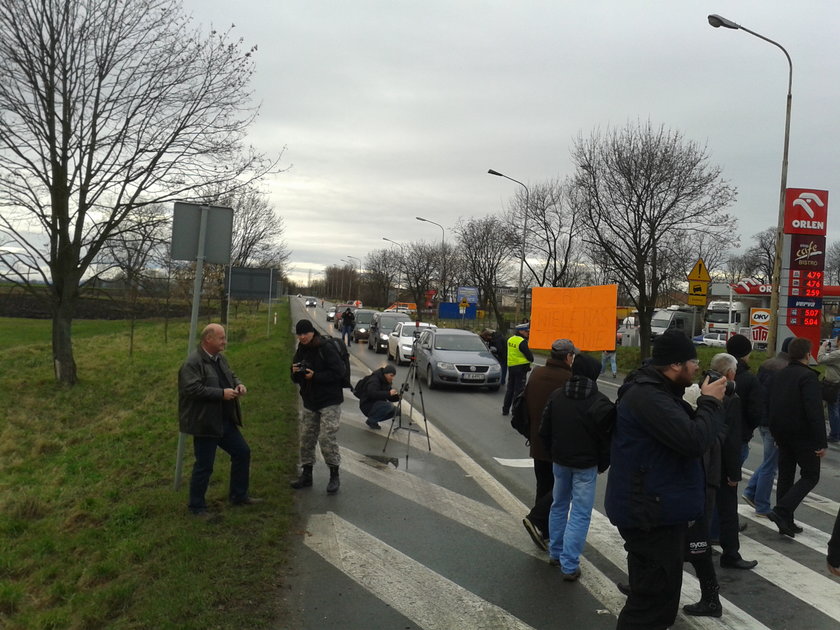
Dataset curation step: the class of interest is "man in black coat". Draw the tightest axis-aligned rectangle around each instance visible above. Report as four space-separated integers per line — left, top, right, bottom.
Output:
480 329 508 385
359 364 400 430
768 337 827 537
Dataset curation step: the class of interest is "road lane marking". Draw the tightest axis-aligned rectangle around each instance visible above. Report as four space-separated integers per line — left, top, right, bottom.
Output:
493 457 534 468
741 466 840 517
737 504 830 553
304 511 537 630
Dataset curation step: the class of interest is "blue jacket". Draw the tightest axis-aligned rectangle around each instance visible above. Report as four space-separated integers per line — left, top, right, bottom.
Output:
605 366 724 530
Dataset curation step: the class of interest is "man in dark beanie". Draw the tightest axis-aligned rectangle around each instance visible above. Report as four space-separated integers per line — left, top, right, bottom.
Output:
606 329 726 629
767 337 827 537
358 364 400 430
290 319 345 494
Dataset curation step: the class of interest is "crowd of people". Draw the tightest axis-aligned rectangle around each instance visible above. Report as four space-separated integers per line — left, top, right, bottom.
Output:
176 317 840 628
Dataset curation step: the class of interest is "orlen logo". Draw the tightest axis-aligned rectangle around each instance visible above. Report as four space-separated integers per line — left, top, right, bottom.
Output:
785 188 828 235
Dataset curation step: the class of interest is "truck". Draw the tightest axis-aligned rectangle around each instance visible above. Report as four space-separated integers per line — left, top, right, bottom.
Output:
650 305 704 340
703 300 750 337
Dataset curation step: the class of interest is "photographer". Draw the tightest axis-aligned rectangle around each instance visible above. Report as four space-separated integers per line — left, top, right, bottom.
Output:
359 364 400 430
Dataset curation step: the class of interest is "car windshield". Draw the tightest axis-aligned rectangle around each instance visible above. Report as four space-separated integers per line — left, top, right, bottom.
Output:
433 334 486 352
400 325 428 339
706 312 732 323
651 315 671 327
380 317 407 333
355 312 374 325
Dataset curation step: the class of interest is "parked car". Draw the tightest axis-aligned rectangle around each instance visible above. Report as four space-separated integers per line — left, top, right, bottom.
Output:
351 309 377 343
333 304 357 329
413 328 501 391
304 297 317 308
693 332 728 348
326 305 337 322
387 321 436 364
368 311 412 353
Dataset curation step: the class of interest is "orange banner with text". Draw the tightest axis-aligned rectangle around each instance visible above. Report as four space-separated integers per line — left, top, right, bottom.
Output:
529 285 618 351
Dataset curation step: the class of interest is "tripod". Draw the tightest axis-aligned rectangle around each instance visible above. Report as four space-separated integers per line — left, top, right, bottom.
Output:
383 356 432 466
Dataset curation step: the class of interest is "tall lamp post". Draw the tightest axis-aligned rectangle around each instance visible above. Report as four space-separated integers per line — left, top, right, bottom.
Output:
383 237 406 302
347 255 362 302
708 13 792 355
488 168 530 325
416 216 446 303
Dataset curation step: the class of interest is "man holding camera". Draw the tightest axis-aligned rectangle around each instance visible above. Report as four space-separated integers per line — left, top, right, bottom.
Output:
358 364 400 430
290 319 345 494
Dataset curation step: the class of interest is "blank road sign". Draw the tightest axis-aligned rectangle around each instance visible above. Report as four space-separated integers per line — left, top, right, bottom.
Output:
171 202 233 264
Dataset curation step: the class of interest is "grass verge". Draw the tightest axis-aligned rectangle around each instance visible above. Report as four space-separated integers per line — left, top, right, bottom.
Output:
0 308 299 629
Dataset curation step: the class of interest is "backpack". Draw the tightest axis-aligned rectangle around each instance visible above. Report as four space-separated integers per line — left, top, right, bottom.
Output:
353 374 373 399
320 336 352 389
510 389 530 438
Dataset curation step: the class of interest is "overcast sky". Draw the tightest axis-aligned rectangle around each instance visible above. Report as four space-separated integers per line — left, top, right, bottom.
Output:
182 0 840 285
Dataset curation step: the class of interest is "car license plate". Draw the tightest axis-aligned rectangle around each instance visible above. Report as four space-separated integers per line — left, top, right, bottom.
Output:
462 373 484 381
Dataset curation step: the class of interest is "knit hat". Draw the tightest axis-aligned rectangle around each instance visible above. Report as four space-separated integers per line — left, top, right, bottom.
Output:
651 330 697 366
295 319 315 335
551 338 578 356
572 353 601 381
725 334 752 359
781 336 794 353
382 364 396 375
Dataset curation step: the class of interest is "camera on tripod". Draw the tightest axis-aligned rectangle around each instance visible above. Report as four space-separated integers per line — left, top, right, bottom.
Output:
399 381 410 394
703 369 735 396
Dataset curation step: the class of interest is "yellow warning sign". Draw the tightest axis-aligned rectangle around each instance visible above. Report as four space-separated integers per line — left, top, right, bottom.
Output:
687 258 712 283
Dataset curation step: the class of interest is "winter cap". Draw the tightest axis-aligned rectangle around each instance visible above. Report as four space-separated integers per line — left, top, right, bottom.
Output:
651 330 697 366
295 319 316 335
551 338 578 356
725 334 752 359
780 336 794 353
382 364 397 375
572 353 601 381
515 323 530 332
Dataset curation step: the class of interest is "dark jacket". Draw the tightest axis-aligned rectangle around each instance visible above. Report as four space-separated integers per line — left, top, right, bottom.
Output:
757 351 789 424
291 333 345 411
179 349 242 437
487 331 507 363
538 374 615 472
768 361 827 449
720 391 743 484
359 368 399 416
523 358 572 461
340 310 355 327
605 366 725 530
733 359 764 442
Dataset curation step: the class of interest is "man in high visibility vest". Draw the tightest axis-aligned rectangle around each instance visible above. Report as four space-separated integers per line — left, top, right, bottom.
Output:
502 322 534 416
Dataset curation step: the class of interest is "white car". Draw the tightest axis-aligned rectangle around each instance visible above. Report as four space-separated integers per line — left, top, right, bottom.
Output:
387 321 436 365
694 332 728 348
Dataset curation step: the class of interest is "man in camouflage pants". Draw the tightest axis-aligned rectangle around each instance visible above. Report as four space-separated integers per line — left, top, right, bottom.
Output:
290 319 345 494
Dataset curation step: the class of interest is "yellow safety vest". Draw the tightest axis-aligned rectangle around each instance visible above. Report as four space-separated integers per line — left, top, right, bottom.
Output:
507 335 530 367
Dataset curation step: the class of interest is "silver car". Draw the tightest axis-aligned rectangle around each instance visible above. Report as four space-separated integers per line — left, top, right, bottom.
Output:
414 328 501 391
387 321 436 365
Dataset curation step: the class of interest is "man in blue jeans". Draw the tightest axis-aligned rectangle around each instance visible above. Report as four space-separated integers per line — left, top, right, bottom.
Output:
358 364 400 430
745 337 792 517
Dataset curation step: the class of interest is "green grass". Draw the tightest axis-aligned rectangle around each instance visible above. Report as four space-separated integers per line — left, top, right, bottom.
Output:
0 310 299 629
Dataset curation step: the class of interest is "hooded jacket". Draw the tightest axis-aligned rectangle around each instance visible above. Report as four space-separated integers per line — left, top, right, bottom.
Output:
538 374 615 471
359 368 400 416
605 366 725 530
523 358 572 461
291 332 344 411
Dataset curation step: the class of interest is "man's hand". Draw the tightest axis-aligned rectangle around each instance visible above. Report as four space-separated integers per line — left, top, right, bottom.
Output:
816 448 827 458
700 375 727 401
223 388 239 400
829 563 840 577
303 369 314 380
389 389 399 396
235 384 247 395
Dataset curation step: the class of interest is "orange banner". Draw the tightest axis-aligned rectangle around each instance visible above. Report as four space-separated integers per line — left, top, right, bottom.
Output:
529 285 618 351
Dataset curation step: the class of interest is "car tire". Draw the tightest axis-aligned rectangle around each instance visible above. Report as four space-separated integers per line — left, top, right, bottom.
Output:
426 367 436 390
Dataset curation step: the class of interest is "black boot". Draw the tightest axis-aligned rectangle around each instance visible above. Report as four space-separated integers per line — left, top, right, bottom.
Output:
683 580 722 617
290 465 313 489
326 465 340 494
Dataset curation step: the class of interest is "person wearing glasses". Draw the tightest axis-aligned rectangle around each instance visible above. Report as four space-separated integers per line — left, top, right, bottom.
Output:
606 329 727 630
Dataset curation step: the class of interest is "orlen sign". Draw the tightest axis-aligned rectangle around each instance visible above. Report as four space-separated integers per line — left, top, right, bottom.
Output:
732 278 772 295
784 188 828 235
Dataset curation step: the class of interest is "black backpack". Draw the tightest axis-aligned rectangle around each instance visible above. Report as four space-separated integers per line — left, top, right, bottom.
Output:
353 374 373 399
510 390 530 438
320 336 352 389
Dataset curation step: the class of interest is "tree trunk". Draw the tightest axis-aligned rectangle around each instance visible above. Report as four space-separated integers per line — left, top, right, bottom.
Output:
52 297 77 385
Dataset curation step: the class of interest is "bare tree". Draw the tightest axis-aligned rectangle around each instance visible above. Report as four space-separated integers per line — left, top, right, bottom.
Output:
364 248 400 306
745 227 776 283
571 120 737 358
454 215 513 329
826 241 840 286
402 242 439 312
0 0 280 384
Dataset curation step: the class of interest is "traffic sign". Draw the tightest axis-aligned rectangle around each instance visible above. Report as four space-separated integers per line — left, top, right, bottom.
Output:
687 258 711 282
688 280 708 297
687 294 706 306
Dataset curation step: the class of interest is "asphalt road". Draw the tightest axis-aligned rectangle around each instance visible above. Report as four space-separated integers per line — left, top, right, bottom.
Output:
282 298 840 630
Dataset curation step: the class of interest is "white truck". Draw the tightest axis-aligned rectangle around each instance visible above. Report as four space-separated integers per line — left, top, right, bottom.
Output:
704 301 750 337
650 305 703 340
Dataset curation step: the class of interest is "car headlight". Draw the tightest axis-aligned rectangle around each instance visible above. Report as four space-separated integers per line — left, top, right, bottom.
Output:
401 344 413 352
358 327 367 333
488 364 501 372
380 333 389 340
436 361 456 371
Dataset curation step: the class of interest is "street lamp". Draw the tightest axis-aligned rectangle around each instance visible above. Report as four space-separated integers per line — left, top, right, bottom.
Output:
347 255 362 302
416 216 446 302
488 168 530 325
383 237 406 300
707 13 792 355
